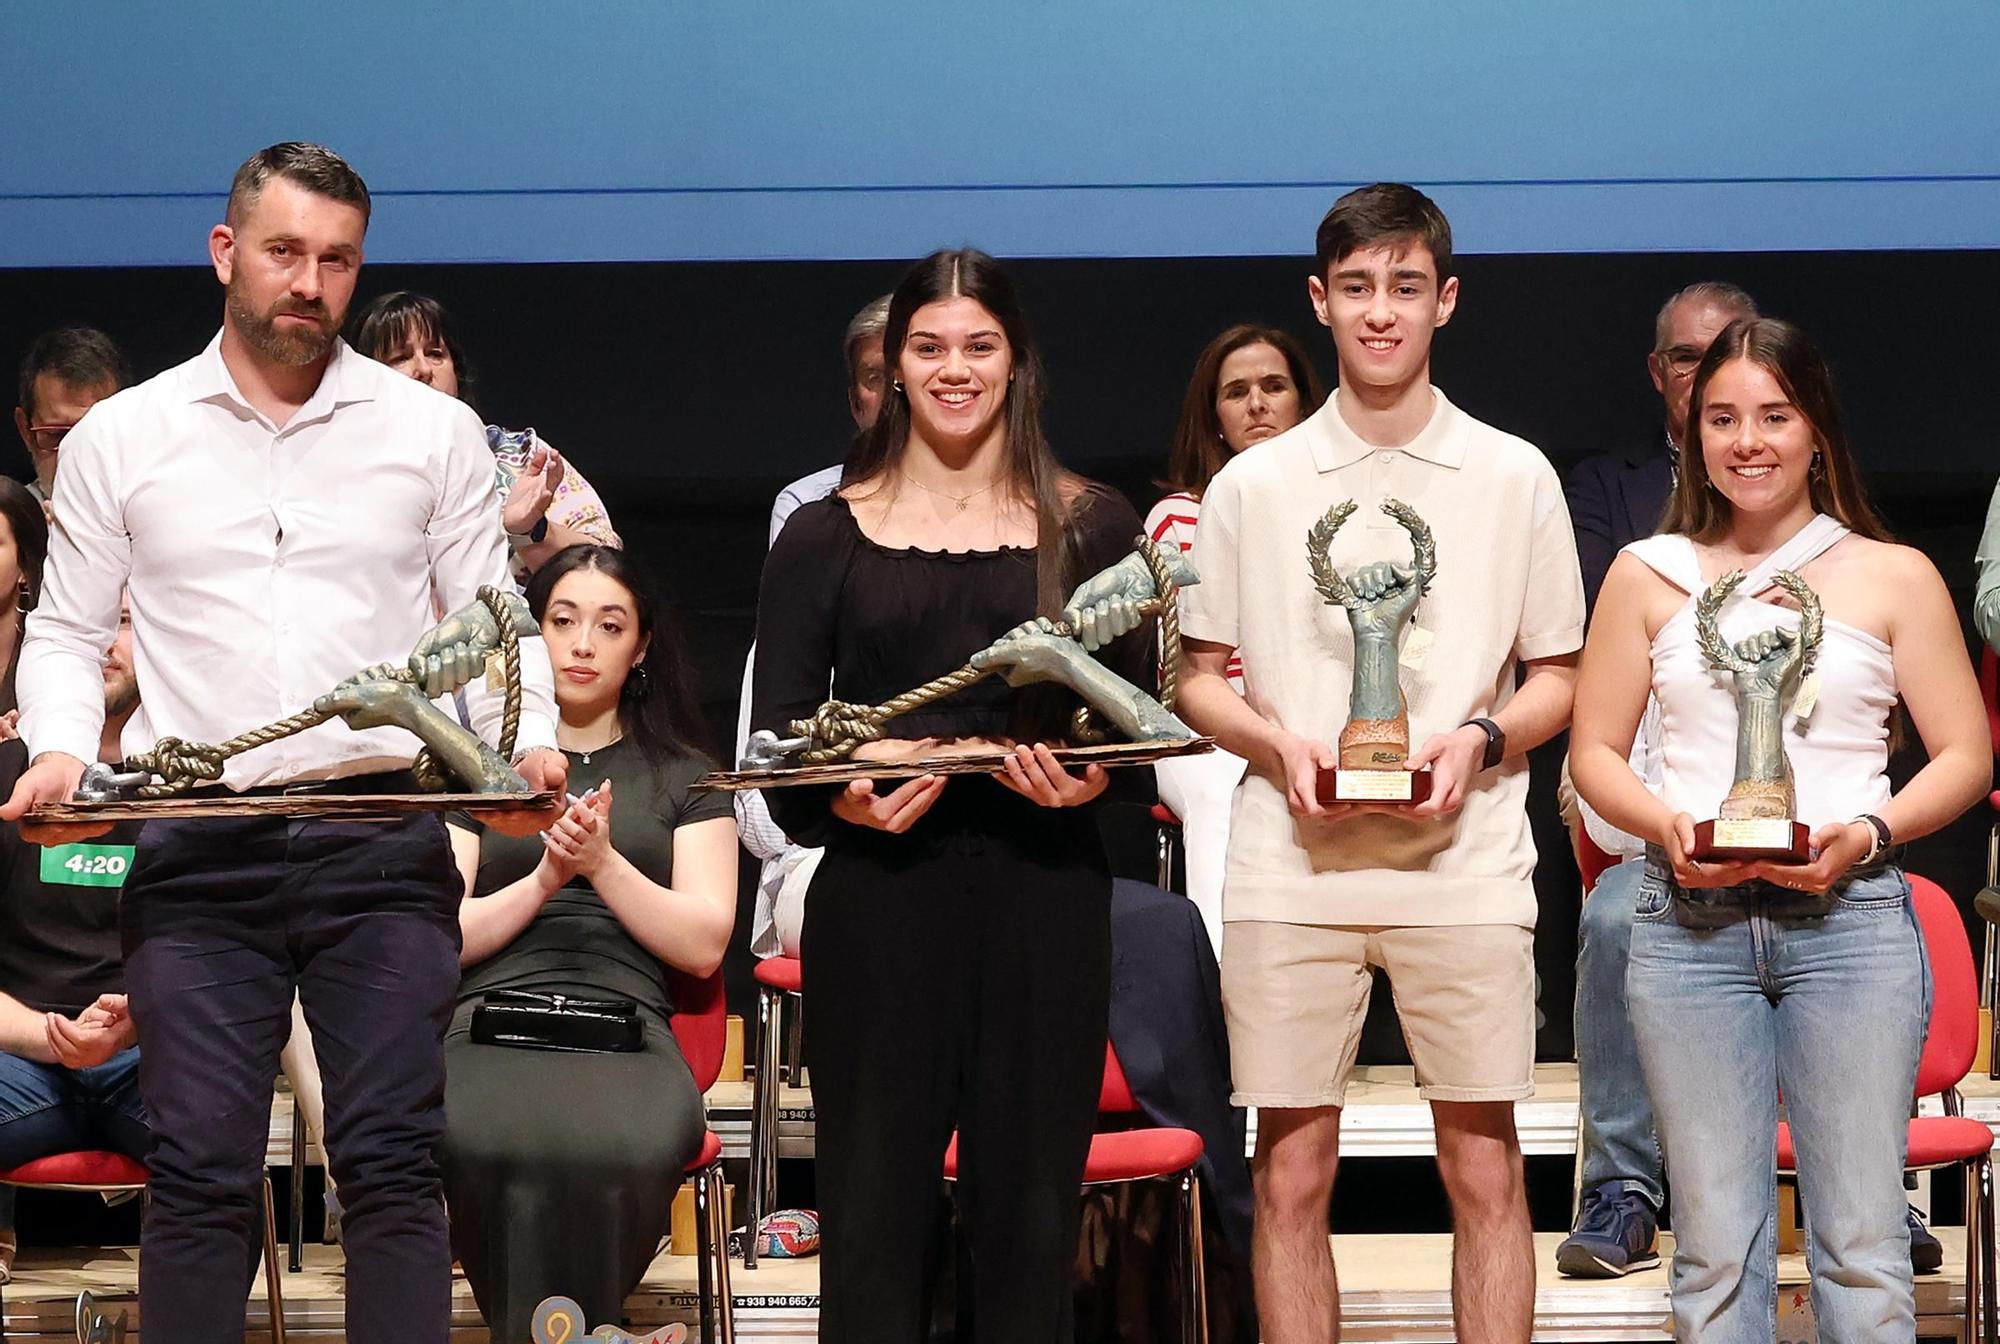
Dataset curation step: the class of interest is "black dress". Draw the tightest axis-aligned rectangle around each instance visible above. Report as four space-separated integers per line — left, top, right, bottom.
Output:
751 489 1149 1344
441 742 731 1343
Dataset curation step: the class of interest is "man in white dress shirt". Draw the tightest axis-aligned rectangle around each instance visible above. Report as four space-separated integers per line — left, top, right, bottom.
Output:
1 143 566 1344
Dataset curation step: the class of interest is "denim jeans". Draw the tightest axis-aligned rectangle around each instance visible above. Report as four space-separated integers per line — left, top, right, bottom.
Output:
1627 857 1927 1344
0 1047 150 1230
1574 856 1664 1208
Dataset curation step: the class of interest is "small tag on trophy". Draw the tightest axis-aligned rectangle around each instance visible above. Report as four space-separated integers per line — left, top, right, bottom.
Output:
1790 672 1818 723
485 650 506 694
1398 626 1433 672
1711 818 1799 851
1336 769 1416 802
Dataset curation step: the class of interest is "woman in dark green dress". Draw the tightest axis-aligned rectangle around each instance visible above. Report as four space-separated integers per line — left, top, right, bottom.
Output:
442 545 737 1341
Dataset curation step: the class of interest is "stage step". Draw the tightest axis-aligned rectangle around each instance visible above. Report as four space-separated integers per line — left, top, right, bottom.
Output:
1 1231 1974 1342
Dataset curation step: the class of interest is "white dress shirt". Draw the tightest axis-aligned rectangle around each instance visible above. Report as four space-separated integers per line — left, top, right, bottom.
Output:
19 332 557 789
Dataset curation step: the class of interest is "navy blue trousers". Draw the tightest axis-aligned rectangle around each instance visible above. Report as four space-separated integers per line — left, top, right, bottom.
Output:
120 814 461 1344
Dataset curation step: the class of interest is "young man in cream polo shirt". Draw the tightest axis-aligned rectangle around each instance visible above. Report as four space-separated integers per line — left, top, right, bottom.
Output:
1179 183 1584 1344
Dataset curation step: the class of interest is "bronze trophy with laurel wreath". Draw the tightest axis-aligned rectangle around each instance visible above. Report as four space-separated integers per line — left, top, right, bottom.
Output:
1690 568 1821 862
1307 498 1437 805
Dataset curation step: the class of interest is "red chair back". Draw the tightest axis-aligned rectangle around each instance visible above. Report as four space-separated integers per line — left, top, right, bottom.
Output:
1100 1041 1138 1114
1911 873 1980 1099
666 968 729 1094
1981 647 2000 757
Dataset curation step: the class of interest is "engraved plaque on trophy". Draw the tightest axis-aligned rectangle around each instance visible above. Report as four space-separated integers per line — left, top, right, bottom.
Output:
1307 499 1437 806
1690 569 1819 862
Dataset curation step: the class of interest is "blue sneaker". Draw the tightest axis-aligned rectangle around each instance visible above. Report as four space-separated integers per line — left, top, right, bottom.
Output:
1557 1182 1661 1278
1909 1205 1943 1274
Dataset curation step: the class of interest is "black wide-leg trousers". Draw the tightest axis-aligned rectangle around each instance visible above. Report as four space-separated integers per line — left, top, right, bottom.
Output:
802 783 1112 1344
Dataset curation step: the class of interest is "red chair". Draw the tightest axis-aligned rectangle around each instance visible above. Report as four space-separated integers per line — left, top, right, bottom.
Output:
1151 803 1182 891
1774 875 1996 1342
744 954 803 1271
665 967 738 1344
0 1152 289 1341
943 1041 1209 1344
1576 826 1618 896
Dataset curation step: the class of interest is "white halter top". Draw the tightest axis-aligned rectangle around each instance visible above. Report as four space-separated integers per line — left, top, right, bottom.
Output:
1624 515 1895 828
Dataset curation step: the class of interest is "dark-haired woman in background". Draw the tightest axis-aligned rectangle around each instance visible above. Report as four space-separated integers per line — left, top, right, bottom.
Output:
351 292 621 579
752 248 1152 1344
0 479 48 726
1573 319 1988 1341
442 545 736 1341
1147 326 1324 952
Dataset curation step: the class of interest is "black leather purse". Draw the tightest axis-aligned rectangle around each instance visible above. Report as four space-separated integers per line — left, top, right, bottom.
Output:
470 990 643 1054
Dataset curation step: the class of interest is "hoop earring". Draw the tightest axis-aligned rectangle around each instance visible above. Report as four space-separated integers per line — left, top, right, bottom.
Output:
13 579 28 615
892 378 904 393
1809 452 1826 481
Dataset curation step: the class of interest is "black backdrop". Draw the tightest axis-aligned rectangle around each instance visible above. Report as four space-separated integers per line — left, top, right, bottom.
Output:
4 249 1996 1056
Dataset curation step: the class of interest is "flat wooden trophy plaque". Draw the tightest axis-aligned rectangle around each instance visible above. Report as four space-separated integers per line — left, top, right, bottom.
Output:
28 792 559 825
1691 816 1811 863
703 737 1214 792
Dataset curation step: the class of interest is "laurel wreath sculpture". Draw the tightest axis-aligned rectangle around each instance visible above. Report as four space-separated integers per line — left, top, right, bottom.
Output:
786 534 1185 765
117 585 525 797
1306 498 1438 610
1694 568 1823 681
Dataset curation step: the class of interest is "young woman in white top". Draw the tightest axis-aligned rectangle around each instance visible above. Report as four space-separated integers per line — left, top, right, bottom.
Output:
1145 325 1324 950
1572 317 1989 1342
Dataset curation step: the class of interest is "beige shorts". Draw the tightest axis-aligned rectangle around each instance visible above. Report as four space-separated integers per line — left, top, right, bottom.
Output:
1222 921 1536 1108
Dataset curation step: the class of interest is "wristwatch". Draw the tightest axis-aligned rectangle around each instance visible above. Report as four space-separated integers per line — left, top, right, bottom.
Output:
508 516 550 545
1462 717 1506 771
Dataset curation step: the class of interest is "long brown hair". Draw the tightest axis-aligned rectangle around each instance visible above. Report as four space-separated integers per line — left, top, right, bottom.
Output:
844 248 1108 617
1659 317 1892 544
1159 324 1326 498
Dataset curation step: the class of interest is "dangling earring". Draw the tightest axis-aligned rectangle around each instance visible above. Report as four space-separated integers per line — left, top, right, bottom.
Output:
13 579 28 615
631 661 647 684
1809 452 1826 481
892 378 904 393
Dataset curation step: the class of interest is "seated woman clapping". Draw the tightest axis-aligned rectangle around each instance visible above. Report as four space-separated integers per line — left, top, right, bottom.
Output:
442 544 737 1342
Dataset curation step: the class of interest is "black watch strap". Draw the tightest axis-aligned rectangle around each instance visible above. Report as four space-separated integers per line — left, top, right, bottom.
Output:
1463 717 1505 770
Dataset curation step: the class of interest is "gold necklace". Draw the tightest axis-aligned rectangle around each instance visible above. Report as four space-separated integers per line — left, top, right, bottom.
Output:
901 469 1001 513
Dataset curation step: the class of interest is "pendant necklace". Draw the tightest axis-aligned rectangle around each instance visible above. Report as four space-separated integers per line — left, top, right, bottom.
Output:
902 470 1000 513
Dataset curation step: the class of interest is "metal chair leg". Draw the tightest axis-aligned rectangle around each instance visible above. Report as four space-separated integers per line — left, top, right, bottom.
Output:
1982 1156 1998 1344
1181 1169 1209 1344
287 1099 306 1272
746 982 784 1270
782 989 804 1085
694 1166 717 1340
707 1162 738 1344
1156 824 1177 892
261 1174 288 1344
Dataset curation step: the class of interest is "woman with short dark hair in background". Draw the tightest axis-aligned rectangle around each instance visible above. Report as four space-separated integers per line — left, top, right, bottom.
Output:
443 544 736 1340
0 478 48 725
1146 325 1325 951
351 292 621 579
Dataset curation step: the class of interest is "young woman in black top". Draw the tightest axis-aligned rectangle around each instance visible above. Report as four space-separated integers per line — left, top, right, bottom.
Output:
752 248 1151 1344
443 545 736 1341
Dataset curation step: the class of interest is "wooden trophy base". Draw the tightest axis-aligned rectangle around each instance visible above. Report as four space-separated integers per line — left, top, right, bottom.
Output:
1692 816 1811 863
1315 765 1433 806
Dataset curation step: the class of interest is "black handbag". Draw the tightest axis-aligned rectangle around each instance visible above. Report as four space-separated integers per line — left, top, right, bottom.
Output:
470 990 643 1054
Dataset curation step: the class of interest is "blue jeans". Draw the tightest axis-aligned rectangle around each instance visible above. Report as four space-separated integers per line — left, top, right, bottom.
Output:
0 1047 151 1229
1574 856 1664 1208
1628 858 1927 1344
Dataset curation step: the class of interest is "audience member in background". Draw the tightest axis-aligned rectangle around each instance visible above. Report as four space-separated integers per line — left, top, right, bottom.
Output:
1145 324 1325 952
13 326 127 504
1555 279 1760 1278
0 481 48 723
739 292 891 960
1573 317 1988 1342
1179 184 1583 1344
752 248 1151 1344
0 598 144 1284
443 544 735 1341
352 291 620 580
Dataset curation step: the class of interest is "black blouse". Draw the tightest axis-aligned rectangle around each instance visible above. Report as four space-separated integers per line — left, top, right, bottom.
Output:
750 487 1152 846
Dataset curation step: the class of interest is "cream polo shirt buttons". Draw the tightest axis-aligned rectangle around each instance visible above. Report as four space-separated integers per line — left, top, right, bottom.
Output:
1183 388 1586 930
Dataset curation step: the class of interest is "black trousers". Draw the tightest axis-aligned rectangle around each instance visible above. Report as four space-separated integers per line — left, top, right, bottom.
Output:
802 782 1112 1344
120 814 462 1344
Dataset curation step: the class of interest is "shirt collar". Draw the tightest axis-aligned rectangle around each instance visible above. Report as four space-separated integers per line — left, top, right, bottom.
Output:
185 330 376 428
1305 386 1464 473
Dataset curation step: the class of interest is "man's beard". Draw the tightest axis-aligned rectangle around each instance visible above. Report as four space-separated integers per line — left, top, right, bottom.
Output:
226 275 340 367
104 675 138 721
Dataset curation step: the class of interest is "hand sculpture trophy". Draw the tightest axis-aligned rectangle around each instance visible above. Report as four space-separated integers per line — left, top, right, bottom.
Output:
731 538 1207 784
1691 569 1822 861
70 587 541 805
1307 498 1437 804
